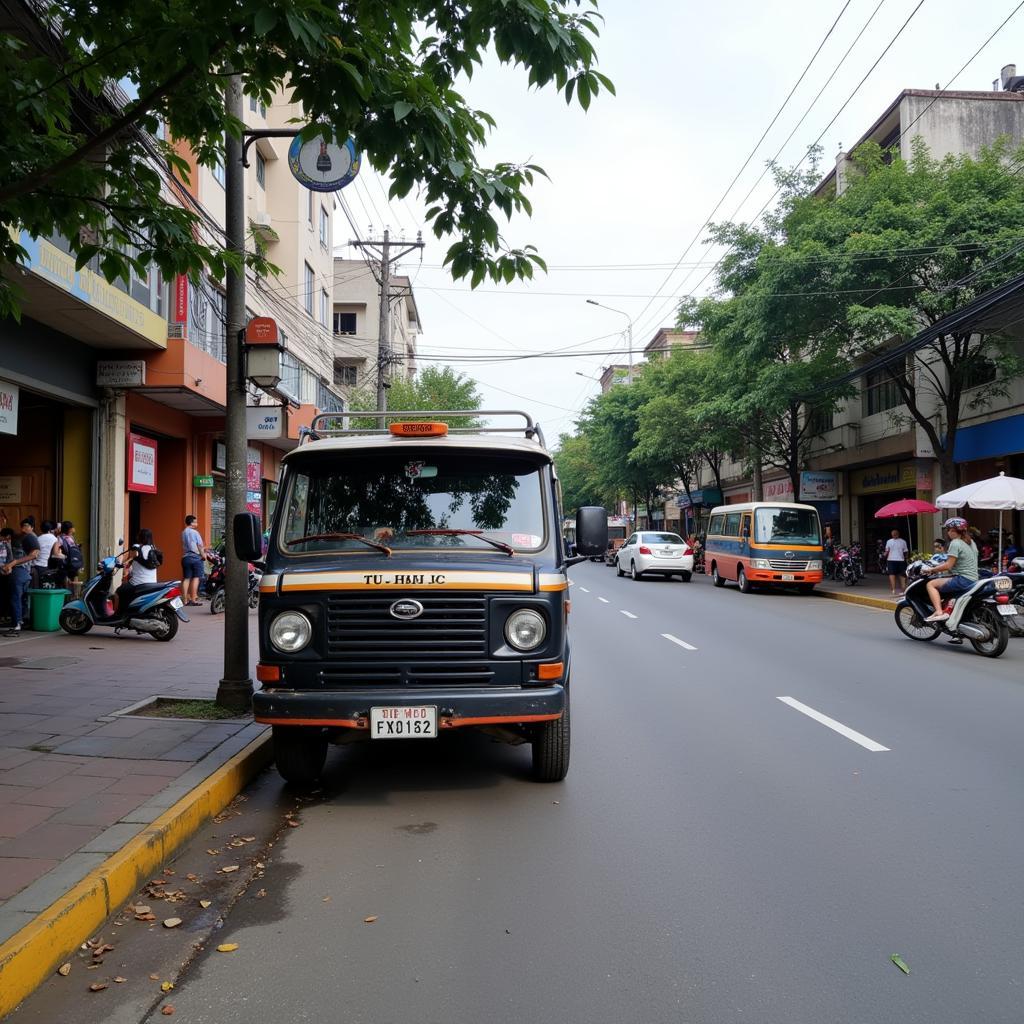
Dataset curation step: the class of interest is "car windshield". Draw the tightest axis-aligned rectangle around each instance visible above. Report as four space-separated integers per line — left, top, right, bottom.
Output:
280 451 547 553
644 533 684 544
754 507 821 545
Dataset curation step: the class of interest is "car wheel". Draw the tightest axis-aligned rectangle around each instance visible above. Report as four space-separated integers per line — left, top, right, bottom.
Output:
631 561 642 581
737 567 753 594
273 726 328 786
681 571 692 583
531 692 570 782
615 558 625 577
711 563 725 587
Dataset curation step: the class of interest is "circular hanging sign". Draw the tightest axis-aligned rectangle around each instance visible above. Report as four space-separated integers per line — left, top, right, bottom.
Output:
287 133 360 192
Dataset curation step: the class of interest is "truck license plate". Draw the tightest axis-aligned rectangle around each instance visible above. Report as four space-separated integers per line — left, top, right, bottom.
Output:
370 706 437 739
997 604 1018 616
781 573 796 581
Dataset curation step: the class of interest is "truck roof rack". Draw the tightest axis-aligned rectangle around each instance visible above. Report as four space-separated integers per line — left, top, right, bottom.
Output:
300 409 546 448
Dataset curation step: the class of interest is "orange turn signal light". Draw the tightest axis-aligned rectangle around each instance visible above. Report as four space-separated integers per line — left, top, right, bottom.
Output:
256 664 281 682
537 662 564 680
389 421 449 437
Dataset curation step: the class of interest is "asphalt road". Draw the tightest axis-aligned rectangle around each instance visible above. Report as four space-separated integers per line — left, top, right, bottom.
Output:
16 564 1024 1024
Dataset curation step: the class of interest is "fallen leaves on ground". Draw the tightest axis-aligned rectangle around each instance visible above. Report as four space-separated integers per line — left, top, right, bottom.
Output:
255 889 267 899
218 865 240 874
217 943 239 953
186 873 200 882
161 981 175 992
135 912 157 922
363 916 378 924
163 918 182 929
891 954 911 975
199 899 212 909
57 963 71 977
161 1005 175 1015
114 976 126 984
149 973 160 981
88 983 108 992
206 849 220 856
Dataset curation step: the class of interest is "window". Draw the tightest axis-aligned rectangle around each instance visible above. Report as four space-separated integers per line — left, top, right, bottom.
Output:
963 354 997 390
708 514 725 536
723 513 741 537
863 367 904 416
320 288 329 325
755 507 821 545
807 403 834 435
319 206 329 248
280 351 301 398
256 152 266 189
334 364 358 386
247 94 267 118
212 156 225 187
334 311 357 335
308 190 313 226
303 263 314 316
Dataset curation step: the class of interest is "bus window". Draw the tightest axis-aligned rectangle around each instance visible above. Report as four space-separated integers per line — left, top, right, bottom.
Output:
708 514 724 536
755 507 821 545
724 512 741 536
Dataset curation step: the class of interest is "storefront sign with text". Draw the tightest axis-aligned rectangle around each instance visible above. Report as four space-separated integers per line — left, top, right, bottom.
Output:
127 433 158 493
0 380 19 436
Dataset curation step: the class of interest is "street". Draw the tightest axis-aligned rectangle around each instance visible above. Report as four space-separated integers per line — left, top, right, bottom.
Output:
14 564 1024 1024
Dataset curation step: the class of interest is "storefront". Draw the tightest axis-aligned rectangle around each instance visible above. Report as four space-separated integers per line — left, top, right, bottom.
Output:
0 319 98 565
677 487 723 538
798 471 841 542
953 413 1024 547
849 461 919 564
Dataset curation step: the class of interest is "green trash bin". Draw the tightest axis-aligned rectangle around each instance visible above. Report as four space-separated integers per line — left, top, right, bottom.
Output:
27 589 71 632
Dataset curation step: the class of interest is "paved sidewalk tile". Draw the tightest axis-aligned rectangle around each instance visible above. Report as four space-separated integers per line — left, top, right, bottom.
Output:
0 758 79 787
0 822 102 859
0 784 36 805
0 804 55 839
0 857 60 899
16 774 114 808
49 793 149 827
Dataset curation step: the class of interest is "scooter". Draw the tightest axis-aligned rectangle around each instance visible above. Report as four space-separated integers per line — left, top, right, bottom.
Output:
894 557 1017 658
58 542 189 641
207 551 262 614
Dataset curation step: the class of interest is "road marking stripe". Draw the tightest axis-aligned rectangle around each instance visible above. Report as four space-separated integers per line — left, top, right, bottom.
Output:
777 696 890 752
621 610 637 619
579 587 590 593
598 597 609 604
661 632 697 651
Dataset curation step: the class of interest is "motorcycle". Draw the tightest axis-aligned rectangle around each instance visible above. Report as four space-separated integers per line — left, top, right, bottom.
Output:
207 550 262 614
57 542 189 641
894 557 1017 658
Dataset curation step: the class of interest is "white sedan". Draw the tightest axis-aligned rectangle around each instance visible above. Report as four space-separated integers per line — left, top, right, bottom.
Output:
615 532 695 581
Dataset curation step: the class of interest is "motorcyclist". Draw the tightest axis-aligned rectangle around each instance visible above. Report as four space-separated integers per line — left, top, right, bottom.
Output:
923 517 979 622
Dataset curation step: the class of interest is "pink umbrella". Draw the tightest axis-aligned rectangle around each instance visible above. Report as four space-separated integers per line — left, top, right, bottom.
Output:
875 498 939 551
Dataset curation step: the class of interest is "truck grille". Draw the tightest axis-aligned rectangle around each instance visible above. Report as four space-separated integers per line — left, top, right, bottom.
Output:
325 593 488 663
767 559 809 570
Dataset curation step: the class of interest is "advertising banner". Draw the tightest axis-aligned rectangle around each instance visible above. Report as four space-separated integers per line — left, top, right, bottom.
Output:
799 471 838 501
0 380 19 436
127 433 158 493
246 447 262 515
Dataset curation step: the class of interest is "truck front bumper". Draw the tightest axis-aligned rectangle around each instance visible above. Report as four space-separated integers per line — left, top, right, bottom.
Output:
253 684 566 730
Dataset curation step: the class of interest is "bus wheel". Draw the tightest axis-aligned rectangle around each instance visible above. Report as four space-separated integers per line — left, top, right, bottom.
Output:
711 563 725 587
737 567 754 594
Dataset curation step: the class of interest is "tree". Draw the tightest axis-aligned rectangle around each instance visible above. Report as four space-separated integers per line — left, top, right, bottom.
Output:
0 0 613 317
348 365 481 427
553 432 606 514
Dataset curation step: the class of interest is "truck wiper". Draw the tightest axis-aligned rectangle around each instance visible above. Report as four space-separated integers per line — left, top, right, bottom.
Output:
406 529 515 556
284 532 392 556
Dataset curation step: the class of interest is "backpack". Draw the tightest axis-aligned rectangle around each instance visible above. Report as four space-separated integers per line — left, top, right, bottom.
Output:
64 539 84 574
138 544 164 570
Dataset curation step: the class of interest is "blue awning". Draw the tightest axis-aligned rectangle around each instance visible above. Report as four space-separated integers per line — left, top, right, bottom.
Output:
953 413 1024 463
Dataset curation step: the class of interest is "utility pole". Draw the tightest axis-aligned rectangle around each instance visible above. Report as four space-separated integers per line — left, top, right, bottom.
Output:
216 71 253 713
350 230 424 425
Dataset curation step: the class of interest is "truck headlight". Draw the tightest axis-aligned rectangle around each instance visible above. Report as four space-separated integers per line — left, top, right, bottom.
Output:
505 609 546 651
806 560 823 571
750 559 771 570
270 611 312 652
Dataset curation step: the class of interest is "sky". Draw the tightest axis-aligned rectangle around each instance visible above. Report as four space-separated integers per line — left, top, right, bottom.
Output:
333 0 1024 443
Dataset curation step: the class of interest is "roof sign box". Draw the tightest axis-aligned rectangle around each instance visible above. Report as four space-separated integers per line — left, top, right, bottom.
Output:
389 422 449 438
244 317 280 345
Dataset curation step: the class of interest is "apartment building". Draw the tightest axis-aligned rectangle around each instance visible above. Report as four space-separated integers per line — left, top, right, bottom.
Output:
331 257 422 396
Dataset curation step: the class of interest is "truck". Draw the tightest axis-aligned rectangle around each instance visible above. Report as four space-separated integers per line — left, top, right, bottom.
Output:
233 410 607 785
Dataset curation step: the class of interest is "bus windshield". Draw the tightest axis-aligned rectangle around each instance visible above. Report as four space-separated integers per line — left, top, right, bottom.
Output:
754 507 821 546
280 451 547 553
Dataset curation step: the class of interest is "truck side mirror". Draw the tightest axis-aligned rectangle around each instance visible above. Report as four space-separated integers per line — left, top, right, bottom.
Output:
233 513 263 562
575 506 608 556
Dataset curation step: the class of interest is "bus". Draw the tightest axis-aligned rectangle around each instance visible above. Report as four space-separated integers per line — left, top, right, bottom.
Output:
704 501 824 593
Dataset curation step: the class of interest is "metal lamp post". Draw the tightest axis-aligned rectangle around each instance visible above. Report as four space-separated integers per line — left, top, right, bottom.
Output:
585 299 634 383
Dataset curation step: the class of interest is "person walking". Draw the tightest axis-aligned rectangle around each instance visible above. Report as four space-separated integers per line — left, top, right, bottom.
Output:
181 514 206 607
58 521 84 585
884 528 909 595
1 521 38 635
0 528 13 626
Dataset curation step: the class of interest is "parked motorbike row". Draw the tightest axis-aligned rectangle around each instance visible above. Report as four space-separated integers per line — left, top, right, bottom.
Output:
57 542 262 641
894 555 1024 659
825 541 864 586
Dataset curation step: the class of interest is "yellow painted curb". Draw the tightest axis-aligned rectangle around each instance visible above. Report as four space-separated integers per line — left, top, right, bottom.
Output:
0 731 272 1019
816 589 897 612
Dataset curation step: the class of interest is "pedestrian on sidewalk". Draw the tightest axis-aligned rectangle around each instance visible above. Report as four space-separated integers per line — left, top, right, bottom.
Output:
1 520 38 634
181 514 206 607
58 521 84 585
884 528 909 595
32 519 59 589
0 527 13 625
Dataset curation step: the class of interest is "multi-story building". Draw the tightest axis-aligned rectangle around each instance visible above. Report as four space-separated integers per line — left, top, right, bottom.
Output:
331 257 422 397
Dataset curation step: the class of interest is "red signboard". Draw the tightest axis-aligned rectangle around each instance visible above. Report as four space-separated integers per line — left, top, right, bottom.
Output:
244 317 280 345
127 433 158 494
173 275 189 321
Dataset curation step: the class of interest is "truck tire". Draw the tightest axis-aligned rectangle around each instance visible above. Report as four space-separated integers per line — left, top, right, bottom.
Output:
531 696 570 782
273 726 328 786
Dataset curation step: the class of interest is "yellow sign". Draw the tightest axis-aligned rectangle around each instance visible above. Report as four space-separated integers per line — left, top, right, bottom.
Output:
850 462 915 495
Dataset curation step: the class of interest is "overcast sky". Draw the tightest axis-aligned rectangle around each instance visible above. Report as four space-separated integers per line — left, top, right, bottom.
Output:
335 0 1024 442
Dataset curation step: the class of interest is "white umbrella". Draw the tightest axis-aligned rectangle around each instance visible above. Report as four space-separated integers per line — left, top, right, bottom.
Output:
935 471 1024 567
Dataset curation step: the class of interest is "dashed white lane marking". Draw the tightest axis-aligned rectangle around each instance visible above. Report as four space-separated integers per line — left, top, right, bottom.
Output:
620 610 637 619
777 696 890 752
661 633 698 651
597 597 609 604
579 587 590 593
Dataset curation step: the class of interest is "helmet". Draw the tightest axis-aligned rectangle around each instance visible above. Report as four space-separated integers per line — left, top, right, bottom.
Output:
942 516 969 532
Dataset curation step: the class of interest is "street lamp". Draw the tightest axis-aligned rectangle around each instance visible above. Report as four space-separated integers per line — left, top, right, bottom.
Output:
586 299 634 383
575 370 601 381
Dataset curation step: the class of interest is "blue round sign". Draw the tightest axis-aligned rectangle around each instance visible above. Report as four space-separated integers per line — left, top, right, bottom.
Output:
287 134 360 193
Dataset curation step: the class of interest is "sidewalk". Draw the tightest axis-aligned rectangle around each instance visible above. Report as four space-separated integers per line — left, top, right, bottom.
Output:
0 608 267 949
816 570 900 610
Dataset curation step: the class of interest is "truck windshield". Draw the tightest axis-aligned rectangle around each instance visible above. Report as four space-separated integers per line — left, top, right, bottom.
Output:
280 451 547 553
754 507 821 546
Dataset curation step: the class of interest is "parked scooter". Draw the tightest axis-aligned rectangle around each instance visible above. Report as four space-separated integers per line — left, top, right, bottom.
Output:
58 542 189 641
207 549 262 614
894 557 1016 658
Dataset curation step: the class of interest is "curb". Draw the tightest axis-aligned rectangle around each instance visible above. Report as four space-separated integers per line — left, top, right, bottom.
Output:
0 731 273 1019
816 588 897 612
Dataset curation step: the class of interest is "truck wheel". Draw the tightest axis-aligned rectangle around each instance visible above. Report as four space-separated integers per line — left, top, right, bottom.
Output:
531 697 570 783
273 726 328 786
